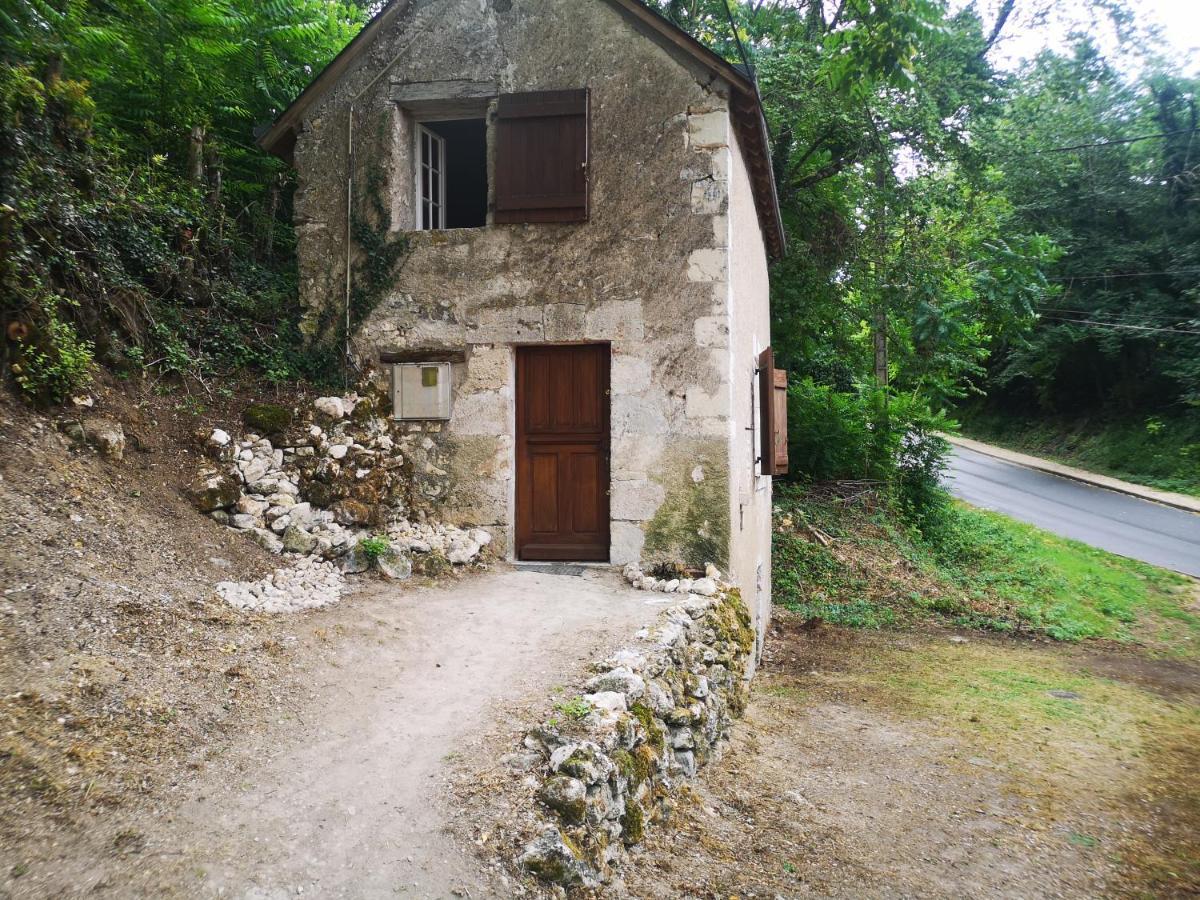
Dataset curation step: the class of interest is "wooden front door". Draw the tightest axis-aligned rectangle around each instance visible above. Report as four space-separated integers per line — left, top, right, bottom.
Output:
516 344 610 561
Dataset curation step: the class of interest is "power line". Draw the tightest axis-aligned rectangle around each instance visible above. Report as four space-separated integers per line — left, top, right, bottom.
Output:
1038 314 1200 337
1048 268 1200 281
1036 305 1199 325
1024 128 1199 156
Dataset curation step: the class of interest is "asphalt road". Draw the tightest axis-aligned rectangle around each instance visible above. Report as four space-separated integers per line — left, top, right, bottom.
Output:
944 445 1200 577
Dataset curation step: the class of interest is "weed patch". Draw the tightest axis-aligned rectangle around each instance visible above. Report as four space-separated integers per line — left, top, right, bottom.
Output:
773 485 1199 652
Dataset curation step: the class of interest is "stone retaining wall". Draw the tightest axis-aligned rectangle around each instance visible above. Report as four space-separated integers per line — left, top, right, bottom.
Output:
515 582 756 887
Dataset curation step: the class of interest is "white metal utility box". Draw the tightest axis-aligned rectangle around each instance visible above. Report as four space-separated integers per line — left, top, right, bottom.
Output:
391 362 452 420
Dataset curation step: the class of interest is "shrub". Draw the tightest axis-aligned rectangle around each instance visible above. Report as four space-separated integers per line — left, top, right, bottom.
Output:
9 300 94 404
357 535 390 562
785 378 955 534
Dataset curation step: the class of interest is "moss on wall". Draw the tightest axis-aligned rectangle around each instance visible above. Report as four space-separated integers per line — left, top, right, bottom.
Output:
643 443 730 569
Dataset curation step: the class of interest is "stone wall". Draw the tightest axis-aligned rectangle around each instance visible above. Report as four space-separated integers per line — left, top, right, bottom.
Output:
513 578 756 887
726 109 775 653
289 0 758 569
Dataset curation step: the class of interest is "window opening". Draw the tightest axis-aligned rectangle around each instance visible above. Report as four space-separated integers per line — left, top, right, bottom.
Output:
416 118 487 229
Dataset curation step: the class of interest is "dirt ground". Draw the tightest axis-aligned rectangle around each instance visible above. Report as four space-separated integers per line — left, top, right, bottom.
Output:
0 381 323 897
619 613 1200 899
0 382 661 899
4 381 1199 899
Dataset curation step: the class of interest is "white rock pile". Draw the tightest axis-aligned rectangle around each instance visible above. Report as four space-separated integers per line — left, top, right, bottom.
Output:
194 393 492 612
216 558 345 614
621 562 722 597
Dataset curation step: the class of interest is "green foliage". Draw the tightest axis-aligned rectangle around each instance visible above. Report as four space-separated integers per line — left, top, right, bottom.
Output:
553 697 592 721
357 535 390 562
344 166 410 346
2 0 362 220
773 487 1198 648
9 298 94 403
960 408 1200 497
0 63 342 402
1 0 366 402
652 1 1060 488
970 43 1200 428
785 378 953 527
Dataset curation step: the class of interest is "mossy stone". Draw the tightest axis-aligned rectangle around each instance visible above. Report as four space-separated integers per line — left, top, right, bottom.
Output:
620 801 645 846
415 550 452 577
628 702 664 753
242 403 294 437
539 775 587 825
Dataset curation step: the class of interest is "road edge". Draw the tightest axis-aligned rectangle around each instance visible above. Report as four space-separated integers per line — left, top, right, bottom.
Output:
941 433 1200 515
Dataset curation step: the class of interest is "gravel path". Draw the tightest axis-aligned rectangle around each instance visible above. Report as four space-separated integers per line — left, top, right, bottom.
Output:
142 566 656 899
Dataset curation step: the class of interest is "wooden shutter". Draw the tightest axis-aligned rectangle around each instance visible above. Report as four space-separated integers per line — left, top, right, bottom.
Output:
494 89 589 223
759 348 789 476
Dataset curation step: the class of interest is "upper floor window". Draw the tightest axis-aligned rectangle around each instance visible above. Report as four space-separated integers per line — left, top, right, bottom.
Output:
413 89 589 231
416 119 487 230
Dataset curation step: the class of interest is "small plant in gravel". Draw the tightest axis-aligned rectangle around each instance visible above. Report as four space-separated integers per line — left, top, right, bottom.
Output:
554 697 592 721
357 535 390 562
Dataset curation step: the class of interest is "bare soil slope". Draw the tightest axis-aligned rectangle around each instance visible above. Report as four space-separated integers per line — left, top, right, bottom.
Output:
0 385 318 895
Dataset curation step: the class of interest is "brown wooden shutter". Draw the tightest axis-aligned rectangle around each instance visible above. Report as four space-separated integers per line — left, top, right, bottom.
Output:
759 348 789 476
494 89 589 223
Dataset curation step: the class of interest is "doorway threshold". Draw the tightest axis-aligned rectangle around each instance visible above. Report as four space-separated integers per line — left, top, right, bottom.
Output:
511 561 611 577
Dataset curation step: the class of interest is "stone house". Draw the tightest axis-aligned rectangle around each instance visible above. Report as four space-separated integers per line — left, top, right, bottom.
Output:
258 0 788 638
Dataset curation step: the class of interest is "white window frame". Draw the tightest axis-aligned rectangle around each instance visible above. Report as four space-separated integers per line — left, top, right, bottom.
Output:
415 123 446 230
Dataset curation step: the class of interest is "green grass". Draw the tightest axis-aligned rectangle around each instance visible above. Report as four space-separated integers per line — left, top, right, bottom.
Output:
958 410 1200 498
773 487 1199 653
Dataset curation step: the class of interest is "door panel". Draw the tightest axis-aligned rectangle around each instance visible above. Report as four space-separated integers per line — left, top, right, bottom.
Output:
530 452 560 533
516 345 610 561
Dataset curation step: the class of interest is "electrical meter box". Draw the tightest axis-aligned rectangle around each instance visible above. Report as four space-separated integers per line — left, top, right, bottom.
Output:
391 362 452 420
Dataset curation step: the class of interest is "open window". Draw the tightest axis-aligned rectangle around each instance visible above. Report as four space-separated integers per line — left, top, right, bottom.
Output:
415 118 488 230
412 89 590 230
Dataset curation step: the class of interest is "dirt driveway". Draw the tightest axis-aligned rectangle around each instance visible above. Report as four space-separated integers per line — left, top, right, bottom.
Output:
15 566 655 899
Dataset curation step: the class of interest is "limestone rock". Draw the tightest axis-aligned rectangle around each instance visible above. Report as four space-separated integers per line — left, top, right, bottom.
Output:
550 742 614 785
191 473 240 512
236 496 269 517
340 544 371 574
281 525 317 555
206 428 231 450
585 667 646 700
249 528 284 554
376 546 412 580
518 827 595 887
314 396 345 419
690 577 718 596
447 542 480 565
84 419 125 460
332 499 372 526
539 775 588 825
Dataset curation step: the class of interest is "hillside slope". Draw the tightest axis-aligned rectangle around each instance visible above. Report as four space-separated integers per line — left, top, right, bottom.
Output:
0 382 317 893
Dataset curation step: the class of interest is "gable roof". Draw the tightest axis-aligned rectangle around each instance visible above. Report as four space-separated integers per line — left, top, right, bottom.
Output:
258 0 785 258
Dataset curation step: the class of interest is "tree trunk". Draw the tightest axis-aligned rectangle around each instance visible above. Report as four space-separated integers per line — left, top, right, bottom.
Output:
187 125 205 185
263 175 282 263
871 157 889 389
873 304 888 388
43 54 63 91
